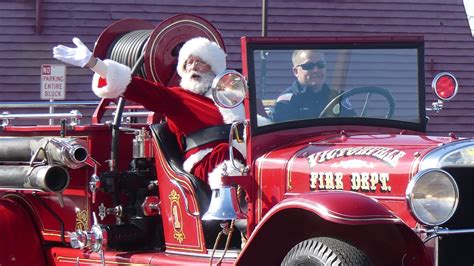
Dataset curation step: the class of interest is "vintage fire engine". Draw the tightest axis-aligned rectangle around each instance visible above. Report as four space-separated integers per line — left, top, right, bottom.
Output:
1 14 473 266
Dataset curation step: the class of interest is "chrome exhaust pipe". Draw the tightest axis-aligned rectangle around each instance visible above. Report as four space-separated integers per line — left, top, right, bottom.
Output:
0 137 88 169
0 165 70 192
47 138 89 169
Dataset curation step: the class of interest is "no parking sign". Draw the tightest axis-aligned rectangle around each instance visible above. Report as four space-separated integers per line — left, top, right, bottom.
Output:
41 64 66 100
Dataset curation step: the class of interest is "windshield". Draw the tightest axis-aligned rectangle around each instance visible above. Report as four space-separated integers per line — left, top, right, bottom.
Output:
245 38 425 133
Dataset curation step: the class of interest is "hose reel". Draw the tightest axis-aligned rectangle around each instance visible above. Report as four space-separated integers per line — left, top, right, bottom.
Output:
93 14 226 87
108 29 151 78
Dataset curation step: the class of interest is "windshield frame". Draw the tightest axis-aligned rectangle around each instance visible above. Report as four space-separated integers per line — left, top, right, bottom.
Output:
241 36 426 136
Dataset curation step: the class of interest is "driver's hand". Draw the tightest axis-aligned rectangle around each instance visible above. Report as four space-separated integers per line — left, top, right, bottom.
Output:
53 37 92 68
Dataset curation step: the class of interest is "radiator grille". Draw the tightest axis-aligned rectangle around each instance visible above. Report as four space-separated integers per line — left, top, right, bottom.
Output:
438 167 474 266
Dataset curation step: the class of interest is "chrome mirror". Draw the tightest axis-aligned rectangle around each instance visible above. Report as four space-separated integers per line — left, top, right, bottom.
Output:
211 70 247 109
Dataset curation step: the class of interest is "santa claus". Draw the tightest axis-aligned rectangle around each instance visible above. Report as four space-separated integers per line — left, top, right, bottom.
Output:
53 37 246 189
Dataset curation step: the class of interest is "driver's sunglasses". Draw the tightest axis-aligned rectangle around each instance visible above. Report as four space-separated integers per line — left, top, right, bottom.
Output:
297 61 326 71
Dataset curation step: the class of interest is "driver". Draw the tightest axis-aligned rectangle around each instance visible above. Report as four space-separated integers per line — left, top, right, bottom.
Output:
272 50 355 122
53 37 245 190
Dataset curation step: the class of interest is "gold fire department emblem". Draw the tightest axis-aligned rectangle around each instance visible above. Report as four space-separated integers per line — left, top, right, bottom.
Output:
75 209 89 231
169 189 185 243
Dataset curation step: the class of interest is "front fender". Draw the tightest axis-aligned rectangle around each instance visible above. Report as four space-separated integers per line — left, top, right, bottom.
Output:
0 198 45 266
237 191 431 266
279 191 400 225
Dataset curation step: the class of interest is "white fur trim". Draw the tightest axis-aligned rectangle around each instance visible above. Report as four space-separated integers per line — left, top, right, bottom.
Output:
183 148 213 173
208 160 244 190
90 58 108 77
177 37 226 78
92 59 132 99
216 103 245 124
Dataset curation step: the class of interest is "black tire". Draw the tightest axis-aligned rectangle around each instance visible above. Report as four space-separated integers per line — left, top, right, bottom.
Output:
281 237 370 266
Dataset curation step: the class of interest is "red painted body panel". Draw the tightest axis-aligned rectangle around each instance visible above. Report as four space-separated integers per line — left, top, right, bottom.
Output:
0 198 45 266
47 247 234 265
152 138 207 253
259 192 400 225
252 129 455 227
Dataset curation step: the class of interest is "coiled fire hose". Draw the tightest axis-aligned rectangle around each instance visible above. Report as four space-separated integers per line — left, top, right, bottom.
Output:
107 29 151 78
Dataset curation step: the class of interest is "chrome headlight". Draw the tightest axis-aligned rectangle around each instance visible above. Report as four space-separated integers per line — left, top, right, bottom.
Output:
406 169 459 226
419 140 474 170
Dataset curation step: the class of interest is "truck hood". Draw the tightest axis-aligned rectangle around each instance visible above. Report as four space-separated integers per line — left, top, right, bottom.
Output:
255 133 459 198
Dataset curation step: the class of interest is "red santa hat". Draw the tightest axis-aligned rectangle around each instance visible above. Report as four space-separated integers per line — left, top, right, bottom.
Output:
177 37 226 78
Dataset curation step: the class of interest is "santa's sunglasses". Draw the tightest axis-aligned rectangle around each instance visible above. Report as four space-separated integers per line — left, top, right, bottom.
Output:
296 61 326 71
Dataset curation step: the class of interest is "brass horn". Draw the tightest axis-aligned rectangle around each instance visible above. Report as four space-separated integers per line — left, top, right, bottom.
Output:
202 186 246 221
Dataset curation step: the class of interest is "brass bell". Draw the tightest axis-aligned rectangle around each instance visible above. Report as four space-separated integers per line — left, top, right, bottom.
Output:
202 186 247 221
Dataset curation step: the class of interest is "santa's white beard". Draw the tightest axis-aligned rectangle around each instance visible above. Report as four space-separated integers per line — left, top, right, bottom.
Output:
180 71 215 95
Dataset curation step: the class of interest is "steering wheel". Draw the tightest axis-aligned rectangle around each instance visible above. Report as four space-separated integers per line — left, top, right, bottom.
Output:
319 86 395 118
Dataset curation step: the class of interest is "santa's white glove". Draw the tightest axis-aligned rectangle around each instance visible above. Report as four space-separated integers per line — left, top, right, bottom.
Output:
53 37 108 77
53 37 92 68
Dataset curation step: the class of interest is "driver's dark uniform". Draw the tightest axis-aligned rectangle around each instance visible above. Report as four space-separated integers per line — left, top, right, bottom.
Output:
272 82 355 122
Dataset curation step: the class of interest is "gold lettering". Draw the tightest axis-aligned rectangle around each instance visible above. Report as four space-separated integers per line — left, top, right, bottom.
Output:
364 147 379 156
307 147 406 167
326 149 338 160
310 172 318 190
318 172 325 189
383 150 398 161
360 172 370 191
337 148 348 157
370 173 379 191
325 172 335 189
372 147 390 159
335 172 344 189
379 173 391 191
308 170 391 192
388 151 405 167
308 153 318 168
347 147 361 156
355 147 372 155
318 150 329 163
351 173 361 190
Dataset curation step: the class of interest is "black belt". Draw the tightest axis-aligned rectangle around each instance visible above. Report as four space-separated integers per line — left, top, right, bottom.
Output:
183 124 233 152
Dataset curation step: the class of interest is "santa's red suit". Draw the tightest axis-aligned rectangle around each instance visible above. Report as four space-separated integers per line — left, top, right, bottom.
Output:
90 37 245 189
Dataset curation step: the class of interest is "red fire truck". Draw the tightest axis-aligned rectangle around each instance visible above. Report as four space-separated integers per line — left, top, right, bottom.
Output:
0 15 472 266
